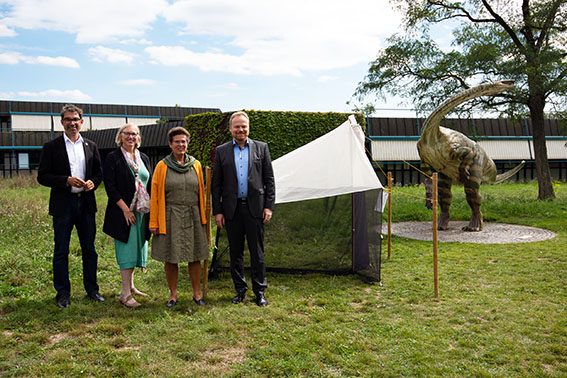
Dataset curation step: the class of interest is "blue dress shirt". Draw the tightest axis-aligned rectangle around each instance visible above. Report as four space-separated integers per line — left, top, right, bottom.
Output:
233 139 249 199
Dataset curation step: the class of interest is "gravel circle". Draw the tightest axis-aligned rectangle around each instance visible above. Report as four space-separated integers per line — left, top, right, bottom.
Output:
383 221 557 244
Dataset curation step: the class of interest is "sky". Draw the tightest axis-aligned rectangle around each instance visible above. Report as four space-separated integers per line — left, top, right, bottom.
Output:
0 0 413 116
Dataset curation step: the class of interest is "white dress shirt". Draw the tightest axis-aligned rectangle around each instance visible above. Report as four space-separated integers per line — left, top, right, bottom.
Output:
63 132 86 193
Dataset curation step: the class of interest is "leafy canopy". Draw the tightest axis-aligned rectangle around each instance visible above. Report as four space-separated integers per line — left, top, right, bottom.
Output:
354 0 567 117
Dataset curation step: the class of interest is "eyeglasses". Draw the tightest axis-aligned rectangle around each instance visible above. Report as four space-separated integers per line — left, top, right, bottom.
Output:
63 117 81 123
121 132 139 137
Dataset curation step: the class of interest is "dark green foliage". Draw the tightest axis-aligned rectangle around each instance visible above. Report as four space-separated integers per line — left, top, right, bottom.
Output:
185 112 232 169
184 110 365 168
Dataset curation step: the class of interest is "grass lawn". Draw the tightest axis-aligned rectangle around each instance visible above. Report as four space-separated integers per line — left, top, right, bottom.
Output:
0 176 566 377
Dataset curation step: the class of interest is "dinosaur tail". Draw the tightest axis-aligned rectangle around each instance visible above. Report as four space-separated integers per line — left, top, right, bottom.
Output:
493 160 525 184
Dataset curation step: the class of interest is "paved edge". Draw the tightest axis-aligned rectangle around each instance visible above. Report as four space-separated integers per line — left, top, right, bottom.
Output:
382 221 557 244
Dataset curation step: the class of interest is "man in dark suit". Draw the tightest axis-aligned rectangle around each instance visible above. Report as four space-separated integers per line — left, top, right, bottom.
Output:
37 104 105 308
212 111 275 306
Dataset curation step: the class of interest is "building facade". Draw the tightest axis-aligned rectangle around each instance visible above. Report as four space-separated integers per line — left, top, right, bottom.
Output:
0 100 220 176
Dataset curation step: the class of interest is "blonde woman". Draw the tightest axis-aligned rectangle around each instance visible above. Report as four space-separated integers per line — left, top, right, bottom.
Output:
103 124 152 308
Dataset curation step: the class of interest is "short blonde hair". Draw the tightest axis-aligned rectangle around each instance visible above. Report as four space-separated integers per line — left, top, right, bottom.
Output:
229 111 249 126
115 124 142 149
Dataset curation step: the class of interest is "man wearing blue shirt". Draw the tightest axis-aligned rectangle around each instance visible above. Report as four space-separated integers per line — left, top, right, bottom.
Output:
212 111 275 306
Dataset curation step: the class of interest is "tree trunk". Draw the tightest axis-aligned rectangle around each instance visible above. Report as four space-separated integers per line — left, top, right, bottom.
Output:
528 92 556 200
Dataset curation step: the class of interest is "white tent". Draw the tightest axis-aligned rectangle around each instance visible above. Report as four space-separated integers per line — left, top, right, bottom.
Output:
273 115 384 204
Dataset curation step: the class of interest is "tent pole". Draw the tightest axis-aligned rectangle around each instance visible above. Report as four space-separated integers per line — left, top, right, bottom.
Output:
351 193 355 273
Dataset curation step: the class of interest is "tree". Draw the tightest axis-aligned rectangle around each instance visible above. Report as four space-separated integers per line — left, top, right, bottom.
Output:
355 0 567 200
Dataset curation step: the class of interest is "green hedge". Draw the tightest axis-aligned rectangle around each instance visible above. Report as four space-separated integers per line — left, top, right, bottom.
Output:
184 110 365 168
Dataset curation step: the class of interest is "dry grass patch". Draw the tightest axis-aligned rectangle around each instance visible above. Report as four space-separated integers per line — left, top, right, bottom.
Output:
46 333 67 346
202 345 247 374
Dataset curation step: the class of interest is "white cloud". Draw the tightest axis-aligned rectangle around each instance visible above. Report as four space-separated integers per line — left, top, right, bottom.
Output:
0 91 15 98
0 51 79 67
2 0 403 76
0 51 21 64
89 46 136 65
119 38 153 45
0 23 16 37
31 56 79 68
318 75 338 83
16 89 91 101
119 78 157 86
1 0 167 43
145 45 296 75
150 0 402 76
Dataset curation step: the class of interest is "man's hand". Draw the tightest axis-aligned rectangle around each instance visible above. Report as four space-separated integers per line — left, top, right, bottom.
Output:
67 176 86 189
215 214 225 229
83 179 95 192
262 208 272 224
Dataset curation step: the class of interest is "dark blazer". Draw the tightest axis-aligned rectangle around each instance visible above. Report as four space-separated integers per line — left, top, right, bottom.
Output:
212 138 275 219
102 148 153 243
37 135 102 217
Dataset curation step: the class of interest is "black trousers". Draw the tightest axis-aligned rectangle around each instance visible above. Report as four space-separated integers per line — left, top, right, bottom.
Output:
226 201 267 295
52 195 99 296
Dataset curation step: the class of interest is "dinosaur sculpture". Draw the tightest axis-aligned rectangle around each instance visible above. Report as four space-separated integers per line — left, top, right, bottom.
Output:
417 80 524 231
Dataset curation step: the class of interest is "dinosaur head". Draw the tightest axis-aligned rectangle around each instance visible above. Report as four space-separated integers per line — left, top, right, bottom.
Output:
482 80 515 94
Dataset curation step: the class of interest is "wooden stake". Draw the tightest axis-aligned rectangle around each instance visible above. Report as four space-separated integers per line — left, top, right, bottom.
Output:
387 171 393 260
432 172 439 298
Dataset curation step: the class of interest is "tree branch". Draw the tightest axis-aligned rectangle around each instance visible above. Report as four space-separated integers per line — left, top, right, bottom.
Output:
536 0 564 50
481 0 527 55
426 0 495 23
547 66 567 96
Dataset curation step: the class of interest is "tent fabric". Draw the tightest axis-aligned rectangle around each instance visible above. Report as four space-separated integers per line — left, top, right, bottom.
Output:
273 115 383 204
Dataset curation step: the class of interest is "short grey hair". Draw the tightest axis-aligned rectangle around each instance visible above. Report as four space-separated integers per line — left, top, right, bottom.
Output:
168 126 190 143
60 104 83 119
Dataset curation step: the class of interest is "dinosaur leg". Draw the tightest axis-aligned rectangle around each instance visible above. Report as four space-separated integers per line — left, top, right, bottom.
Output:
437 173 452 230
422 163 434 210
463 162 483 231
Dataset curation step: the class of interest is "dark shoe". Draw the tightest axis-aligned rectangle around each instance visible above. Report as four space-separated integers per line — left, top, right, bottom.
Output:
87 292 105 303
56 294 70 308
255 293 268 307
231 291 246 304
166 299 177 308
193 297 206 306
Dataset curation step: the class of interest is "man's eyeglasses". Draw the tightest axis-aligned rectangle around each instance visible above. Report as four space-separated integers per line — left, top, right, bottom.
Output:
122 132 139 137
63 117 81 123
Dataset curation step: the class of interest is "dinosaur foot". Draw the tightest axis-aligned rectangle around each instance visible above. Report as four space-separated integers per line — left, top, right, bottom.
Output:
462 217 483 232
437 213 450 230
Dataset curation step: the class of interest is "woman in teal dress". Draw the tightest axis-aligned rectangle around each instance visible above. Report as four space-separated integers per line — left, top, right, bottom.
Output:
103 124 153 308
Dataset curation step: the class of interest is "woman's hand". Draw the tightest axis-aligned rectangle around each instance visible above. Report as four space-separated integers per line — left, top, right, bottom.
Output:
149 227 158 235
123 208 136 226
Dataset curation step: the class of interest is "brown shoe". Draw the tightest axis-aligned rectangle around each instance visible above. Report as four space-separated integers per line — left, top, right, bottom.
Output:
119 294 141 308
